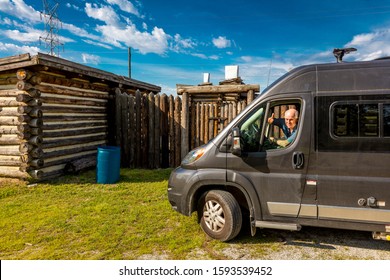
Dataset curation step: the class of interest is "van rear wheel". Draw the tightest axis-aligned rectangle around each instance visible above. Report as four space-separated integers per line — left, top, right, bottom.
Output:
198 190 242 242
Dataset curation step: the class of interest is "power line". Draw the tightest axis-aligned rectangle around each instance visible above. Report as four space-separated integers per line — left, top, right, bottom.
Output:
39 0 64 57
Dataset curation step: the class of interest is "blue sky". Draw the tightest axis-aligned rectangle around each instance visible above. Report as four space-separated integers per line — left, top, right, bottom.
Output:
2 0 390 94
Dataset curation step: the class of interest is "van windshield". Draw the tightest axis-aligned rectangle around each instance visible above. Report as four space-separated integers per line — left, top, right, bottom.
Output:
240 105 265 152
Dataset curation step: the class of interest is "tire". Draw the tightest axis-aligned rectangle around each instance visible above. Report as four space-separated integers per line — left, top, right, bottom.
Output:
198 190 242 242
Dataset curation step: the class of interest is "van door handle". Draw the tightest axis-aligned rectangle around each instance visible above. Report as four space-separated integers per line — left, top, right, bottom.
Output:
292 152 304 169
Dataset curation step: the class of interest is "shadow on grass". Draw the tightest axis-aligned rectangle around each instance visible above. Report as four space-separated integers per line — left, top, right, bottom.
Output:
46 168 174 185
233 222 390 252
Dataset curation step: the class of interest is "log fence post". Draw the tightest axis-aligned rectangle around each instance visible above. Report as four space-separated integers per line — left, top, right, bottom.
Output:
160 94 169 168
168 95 174 167
135 90 142 167
181 92 189 160
154 94 160 168
148 92 155 168
174 96 181 166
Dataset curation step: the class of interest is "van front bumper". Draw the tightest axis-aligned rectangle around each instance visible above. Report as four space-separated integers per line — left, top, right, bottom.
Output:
167 166 199 216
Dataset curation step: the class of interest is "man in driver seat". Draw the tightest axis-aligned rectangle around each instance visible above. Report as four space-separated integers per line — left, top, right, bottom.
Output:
267 108 299 147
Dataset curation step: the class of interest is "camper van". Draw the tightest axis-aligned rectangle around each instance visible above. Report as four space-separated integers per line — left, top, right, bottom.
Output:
167 56 390 242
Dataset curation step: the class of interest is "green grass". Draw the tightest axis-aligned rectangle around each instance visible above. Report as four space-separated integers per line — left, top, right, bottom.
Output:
0 169 217 260
2 169 388 260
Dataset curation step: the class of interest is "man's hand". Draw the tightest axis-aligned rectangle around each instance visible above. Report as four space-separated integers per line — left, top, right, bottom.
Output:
268 113 275 124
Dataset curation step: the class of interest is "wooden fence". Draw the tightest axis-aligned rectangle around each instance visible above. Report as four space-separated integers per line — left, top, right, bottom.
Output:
113 89 256 169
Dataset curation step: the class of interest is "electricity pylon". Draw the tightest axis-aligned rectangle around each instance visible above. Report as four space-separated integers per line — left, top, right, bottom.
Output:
39 0 63 56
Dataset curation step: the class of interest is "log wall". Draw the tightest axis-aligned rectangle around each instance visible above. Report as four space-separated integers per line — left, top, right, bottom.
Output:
0 69 111 180
0 71 42 179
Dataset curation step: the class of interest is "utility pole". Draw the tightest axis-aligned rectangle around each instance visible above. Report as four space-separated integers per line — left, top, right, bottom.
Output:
39 0 63 57
128 47 132 78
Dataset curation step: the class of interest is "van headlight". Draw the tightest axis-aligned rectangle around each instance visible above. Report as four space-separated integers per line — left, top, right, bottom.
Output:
181 146 206 165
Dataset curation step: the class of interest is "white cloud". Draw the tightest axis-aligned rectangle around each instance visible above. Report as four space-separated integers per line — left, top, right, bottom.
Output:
82 53 101 65
3 29 40 42
85 3 120 26
191 53 219 60
2 27 74 45
345 29 390 61
105 0 141 17
0 16 13 25
212 36 231 49
95 24 169 54
82 39 113 50
83 2 169 54
170 34 196 53
66 3 82 12
0 42 40 55
0 0 40 22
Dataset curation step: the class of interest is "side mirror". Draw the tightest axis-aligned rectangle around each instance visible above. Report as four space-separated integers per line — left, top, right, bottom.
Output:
231 127 242 157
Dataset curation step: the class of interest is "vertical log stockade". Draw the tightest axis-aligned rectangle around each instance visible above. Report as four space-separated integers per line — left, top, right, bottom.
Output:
0 53 259 181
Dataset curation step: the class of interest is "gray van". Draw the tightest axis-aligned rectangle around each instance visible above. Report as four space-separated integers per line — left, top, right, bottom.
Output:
168 57 390 242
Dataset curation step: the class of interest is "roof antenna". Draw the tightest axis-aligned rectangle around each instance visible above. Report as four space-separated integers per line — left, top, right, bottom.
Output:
333 47 357 63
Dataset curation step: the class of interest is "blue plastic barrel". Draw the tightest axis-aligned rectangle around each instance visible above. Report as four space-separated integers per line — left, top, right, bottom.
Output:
96 146 121 184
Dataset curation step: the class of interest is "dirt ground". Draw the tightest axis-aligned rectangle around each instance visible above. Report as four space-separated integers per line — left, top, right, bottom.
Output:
219 227 390 260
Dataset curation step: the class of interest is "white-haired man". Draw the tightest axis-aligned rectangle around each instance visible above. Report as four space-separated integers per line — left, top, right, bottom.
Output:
267 108 299 147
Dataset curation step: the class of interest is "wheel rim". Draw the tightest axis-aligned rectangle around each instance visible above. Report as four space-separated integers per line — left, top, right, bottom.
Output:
203 199 225 232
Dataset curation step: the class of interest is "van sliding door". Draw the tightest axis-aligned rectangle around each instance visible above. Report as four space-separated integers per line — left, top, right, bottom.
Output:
314 94 390 227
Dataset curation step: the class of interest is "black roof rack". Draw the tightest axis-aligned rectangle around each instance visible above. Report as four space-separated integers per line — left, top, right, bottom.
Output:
374 56 390 60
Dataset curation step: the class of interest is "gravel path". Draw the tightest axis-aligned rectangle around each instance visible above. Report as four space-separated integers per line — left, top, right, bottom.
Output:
220 227 390 260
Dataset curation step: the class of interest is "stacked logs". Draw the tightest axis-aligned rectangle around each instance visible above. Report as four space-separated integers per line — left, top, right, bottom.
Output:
0 69 110 180
36 77 109 180
0 70 43 179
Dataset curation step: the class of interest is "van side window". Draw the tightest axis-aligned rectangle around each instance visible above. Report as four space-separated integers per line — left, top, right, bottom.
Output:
264 101 301 150
317 95 390 152
384 104 390 137
333 104 379 137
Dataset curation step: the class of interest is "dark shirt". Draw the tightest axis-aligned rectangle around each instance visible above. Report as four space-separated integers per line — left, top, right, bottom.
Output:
273 118 297 143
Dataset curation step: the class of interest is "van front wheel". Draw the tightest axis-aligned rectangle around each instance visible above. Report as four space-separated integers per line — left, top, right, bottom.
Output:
198 190 242 242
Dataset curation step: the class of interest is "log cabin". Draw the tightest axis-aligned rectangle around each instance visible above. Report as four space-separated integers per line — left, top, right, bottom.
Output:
0 53 160 180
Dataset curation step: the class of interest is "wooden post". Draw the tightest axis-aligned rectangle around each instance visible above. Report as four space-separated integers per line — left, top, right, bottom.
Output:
190 98 195 150
232 101 237 120
214 104 218 137
141 93 149 168
160 94 169 168
121 92 129 167
174 96 181 166
247 89 254 104
204 104 209 143
168 95 174 167
154 94 160 168
115 88 122 148
181 92 189 160
128 95 135 168
199 103 204 145
135 90 142 167
148 92 155 168
196 102 200 147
